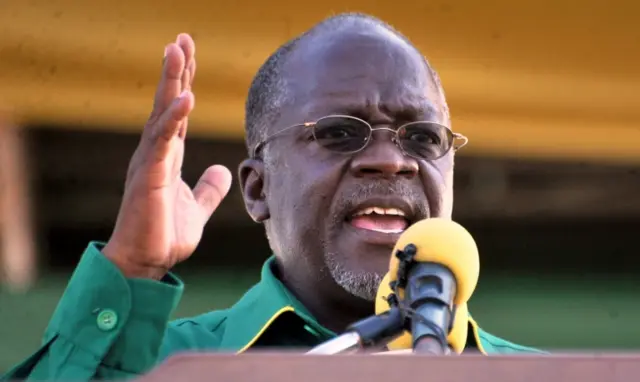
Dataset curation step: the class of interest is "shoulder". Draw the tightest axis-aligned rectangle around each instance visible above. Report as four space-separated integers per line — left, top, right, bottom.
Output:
475 326 548 355
172 308 230 328
158 309 232 359
170 309 231 340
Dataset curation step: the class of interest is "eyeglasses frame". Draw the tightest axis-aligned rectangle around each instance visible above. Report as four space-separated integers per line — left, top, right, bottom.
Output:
251 114 468 160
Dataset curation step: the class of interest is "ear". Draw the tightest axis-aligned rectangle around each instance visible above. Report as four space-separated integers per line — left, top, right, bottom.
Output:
238 158 270 222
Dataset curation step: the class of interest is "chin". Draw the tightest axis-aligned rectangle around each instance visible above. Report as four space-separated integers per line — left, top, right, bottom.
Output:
323 251 385 302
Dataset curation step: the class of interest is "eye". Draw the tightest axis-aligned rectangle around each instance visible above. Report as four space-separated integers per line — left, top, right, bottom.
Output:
324 125 358 139
314 118 368 141
313 116 370 152
404 129 440 145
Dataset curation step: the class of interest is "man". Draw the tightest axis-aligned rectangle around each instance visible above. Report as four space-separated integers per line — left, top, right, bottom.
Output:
3 13 543 381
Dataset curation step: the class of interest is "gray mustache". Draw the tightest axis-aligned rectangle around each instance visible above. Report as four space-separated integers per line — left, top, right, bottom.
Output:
334 181 429 220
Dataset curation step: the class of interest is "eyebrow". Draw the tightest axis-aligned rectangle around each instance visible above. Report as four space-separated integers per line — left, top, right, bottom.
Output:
394 102 441 121
329 101 441 123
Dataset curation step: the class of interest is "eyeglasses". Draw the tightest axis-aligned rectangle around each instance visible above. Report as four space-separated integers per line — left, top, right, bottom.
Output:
252 114 468 161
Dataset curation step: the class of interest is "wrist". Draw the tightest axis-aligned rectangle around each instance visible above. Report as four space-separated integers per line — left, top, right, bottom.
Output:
102 242 168 280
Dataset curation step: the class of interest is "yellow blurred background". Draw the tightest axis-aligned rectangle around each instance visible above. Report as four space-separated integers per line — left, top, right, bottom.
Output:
2 0 639 163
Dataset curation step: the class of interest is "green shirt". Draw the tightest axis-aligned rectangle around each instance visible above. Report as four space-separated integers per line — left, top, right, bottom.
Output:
2 242 543 381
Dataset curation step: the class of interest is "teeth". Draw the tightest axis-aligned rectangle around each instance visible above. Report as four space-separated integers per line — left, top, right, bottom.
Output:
373 207 385 215
353 207 407 217
371 228 405 234
362 207 375 215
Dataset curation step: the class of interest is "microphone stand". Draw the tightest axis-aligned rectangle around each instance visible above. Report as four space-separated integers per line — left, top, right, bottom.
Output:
306 306 405 355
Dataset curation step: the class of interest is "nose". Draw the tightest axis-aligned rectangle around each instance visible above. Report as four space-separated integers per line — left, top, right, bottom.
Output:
349 130 419 179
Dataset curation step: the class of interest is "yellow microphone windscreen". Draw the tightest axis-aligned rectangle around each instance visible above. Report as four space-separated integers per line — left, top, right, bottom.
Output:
373 218 479 353
387 218 479 305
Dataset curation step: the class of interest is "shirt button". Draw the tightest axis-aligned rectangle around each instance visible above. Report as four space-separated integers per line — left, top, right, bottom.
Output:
96 309 118 331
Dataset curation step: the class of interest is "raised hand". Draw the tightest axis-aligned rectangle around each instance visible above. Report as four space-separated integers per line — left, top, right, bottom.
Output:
102 34 233 280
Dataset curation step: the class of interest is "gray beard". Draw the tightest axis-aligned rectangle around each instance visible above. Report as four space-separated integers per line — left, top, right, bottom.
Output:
324 251 384 301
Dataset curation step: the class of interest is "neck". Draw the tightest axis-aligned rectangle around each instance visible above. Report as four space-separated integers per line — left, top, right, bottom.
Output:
277 261 374 333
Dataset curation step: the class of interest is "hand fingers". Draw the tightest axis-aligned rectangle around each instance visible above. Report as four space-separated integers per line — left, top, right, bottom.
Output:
189 59 197 88
181 59 196 90
130 34 194 174
177 67 192 139
176 33 195 64
149 90 194 160
178 116 189 140
175 34 195 139
193 165 233 222
149 44 186 122
176 34 195 91
178 60 196 139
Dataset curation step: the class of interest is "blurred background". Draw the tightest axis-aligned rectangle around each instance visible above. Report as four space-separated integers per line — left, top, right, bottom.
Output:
1 0 640 372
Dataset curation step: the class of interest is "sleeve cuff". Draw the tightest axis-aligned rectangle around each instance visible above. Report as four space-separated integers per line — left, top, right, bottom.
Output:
45 241 184 372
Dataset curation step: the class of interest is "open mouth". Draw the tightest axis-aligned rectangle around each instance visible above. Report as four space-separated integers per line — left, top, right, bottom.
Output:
345 202 414 234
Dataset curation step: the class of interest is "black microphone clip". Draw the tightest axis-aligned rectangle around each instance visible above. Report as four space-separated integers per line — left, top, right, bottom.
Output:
391 243 457 355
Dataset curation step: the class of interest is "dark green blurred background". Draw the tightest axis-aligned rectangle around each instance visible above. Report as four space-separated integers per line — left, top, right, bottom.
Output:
3 269 639 372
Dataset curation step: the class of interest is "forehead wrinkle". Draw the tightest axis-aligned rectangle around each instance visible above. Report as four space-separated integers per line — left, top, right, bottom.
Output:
292 67 439 119
299 93 442 123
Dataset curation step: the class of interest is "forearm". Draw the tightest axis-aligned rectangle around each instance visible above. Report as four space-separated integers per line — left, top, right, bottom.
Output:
2 242 184 381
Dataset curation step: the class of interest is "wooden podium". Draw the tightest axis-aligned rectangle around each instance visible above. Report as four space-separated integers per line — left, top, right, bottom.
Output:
137 353 640 382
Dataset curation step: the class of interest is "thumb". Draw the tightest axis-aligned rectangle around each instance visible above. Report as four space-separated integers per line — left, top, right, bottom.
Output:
193 164 233 220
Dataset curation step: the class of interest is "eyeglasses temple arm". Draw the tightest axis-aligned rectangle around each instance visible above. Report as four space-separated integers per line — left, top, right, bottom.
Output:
251 123 315 158
452 133 469 151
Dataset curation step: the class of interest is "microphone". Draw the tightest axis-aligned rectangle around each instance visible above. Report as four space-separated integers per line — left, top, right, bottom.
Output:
374 218 480 355
306 218 479 355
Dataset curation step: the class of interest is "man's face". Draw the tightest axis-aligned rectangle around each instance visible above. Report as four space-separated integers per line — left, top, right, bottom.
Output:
249 27 454 309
